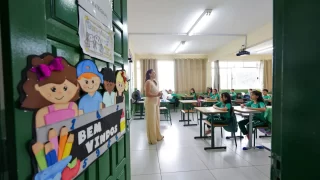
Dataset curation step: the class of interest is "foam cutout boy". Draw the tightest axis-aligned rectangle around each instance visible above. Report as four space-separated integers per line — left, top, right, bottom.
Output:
101 67 116 107
77 60 103 115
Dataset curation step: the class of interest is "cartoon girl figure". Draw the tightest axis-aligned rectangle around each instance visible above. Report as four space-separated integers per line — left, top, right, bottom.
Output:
114 70 128 104
21 53 80 128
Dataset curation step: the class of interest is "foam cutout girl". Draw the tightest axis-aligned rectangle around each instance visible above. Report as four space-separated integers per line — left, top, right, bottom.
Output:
21 53 80 128
114 70 128 104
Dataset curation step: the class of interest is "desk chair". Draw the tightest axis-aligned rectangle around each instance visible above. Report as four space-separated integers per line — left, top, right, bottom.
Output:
203 107 238 147
160 104 172 125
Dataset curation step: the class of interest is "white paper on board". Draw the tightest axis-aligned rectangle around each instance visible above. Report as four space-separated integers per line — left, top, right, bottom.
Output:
78 7 114 63
78 0 113 29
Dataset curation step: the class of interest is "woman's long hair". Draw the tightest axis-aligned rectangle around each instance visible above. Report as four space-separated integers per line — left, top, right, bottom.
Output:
252 90 264 102
145 69 153 82
221 92 231 104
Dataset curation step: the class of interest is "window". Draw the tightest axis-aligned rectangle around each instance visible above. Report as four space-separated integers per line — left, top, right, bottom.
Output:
212 61 262 90
157 61 175 91
136 60 141 90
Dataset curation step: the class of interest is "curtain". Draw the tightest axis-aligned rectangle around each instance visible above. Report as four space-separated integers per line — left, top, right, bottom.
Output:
174 58 207 94
263 59 273 90
213 60 220 91
140 59 158 94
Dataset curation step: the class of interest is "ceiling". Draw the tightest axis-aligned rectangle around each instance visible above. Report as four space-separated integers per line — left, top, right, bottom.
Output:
247 39 273 55
128 0 273 55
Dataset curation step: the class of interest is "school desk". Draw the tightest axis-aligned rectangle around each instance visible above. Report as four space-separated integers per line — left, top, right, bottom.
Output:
135 99 170 120
233 106 261 150
199 99 218 107
194 107 228 150
179 100 198 126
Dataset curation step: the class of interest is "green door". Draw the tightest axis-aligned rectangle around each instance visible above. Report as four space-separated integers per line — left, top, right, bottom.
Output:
1 0 130 179
272 0 320 179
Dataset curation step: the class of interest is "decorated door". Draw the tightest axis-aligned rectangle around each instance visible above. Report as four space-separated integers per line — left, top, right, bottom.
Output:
1 0 130 179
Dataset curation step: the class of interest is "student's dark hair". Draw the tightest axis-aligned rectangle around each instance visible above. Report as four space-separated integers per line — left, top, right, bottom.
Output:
252 90 264 102
101 67 115 83
221 92 231 104
190 88 195 93
249 89 253 91
263 89 269 92
231 89 234 91
145 69 153 81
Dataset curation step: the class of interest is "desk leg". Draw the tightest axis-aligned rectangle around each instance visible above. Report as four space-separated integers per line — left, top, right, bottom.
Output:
184 104 197 126
204 125 226 150
243 113 253 150
134 103 144 120
194 112 210 139
179 103 185 122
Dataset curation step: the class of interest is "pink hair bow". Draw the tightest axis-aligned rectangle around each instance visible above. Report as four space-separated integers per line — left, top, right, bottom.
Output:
30 57 64 80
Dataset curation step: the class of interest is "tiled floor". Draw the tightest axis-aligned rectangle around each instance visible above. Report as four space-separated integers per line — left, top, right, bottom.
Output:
130 111 271 180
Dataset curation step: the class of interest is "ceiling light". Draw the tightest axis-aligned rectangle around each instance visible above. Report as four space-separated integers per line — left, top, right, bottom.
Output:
187 9 213 36
174 41 186 53
256 47 273 54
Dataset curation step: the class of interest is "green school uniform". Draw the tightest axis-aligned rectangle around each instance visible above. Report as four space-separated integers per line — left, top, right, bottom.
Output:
210 93 220 101
245 101 266 120
206 93 213 97
215 102 231 119
207 102 231 124
230 92 236 100
190 92 197 100
263 95 271 100
230 92 236 97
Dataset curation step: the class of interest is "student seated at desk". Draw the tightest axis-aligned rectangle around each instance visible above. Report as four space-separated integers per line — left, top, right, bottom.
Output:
208 88 220 101
230 89 236 100
206 87 213 97
238 91 267 139
189 88 197 100
262 89 272 104
246 89 253 95
205 92 232 134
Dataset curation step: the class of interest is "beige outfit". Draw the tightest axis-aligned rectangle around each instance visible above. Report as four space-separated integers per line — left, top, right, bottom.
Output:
144 80 163 144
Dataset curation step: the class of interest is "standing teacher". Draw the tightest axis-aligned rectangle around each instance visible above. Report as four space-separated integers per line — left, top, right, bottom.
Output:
144 69 164 144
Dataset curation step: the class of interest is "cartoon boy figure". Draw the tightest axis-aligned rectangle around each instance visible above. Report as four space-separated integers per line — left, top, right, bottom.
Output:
101 68 116 107
77 60 103 115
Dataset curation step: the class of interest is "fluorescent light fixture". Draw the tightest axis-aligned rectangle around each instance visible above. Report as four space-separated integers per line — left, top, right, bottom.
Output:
256 46 273 54
187 9 213 36
174 41 186 53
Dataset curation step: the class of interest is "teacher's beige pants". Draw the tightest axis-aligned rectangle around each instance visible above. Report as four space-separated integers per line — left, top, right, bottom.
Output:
145 102 162 144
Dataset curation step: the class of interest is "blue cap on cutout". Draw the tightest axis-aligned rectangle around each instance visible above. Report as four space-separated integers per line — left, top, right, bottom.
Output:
76 60 103 83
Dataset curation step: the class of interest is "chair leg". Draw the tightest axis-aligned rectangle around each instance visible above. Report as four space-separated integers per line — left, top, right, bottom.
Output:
254 128 256 147
233 132 237 147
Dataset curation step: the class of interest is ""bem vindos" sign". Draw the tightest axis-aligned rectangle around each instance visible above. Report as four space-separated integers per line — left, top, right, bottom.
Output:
33 103 126 179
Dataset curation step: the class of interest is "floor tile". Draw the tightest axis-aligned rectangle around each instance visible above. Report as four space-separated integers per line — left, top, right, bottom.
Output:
158 147 207 172
255 165 271 178
131 149 160 175
162 170 216 180
194 146 252 169
131 174 162 180
211 167 269 180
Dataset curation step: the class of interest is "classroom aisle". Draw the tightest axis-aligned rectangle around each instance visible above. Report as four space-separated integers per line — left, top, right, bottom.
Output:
130 112 271 180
